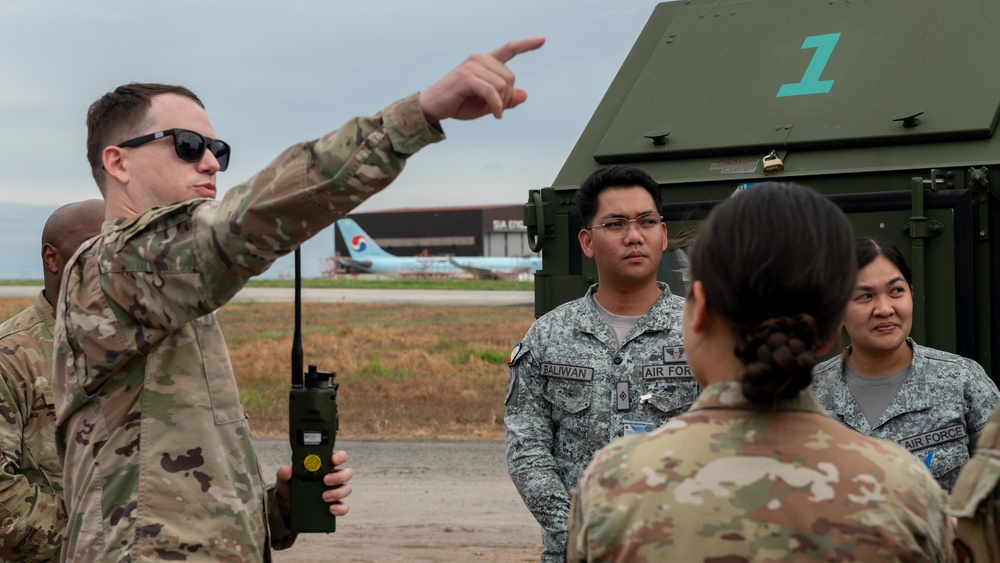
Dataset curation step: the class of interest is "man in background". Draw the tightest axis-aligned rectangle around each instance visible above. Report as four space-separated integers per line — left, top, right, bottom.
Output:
54 38 544 561
505 165 698 562
0 199 104 561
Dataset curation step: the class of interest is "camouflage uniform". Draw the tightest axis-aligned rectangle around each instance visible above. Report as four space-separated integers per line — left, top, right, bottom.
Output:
0 291 66 561
567 381 958 562
52 94 443 562
813 338 1000 492
949 403 1000 562
504 284 698 562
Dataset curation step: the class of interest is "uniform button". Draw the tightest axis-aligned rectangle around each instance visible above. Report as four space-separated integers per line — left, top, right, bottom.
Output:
613 357 623 365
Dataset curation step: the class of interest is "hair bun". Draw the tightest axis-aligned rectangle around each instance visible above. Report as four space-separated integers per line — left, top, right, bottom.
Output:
737 314 819 407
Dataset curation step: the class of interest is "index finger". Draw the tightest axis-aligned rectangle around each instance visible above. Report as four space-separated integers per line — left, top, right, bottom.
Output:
489 36 546 64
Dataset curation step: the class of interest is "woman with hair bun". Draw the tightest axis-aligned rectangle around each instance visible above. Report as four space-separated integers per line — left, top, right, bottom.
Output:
566 182 956 562
813 238 999 492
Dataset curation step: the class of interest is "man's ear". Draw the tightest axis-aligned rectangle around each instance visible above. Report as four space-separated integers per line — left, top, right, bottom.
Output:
659 221 668 253
102 146 130 185
41 243 61 276
579 228 595 259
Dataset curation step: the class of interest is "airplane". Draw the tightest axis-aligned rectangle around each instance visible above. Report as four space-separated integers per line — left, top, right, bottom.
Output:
335 218 541 280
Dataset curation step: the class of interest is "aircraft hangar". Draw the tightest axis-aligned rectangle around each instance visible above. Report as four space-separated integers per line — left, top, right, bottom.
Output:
334 204 538 259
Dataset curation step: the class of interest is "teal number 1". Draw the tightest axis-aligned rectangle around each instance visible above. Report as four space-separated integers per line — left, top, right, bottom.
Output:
777 33 841 97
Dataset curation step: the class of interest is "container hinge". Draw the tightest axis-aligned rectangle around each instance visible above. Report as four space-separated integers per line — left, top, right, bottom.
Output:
967 166 989 240
902 217 943 239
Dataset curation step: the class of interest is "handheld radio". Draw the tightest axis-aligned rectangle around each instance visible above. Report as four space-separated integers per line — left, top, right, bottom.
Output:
288 248 339 533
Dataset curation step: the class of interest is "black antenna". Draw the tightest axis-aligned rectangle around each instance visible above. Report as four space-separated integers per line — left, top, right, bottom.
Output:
291 247 303 386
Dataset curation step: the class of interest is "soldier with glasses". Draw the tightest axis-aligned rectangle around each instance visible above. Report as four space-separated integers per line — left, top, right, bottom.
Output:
505 165 698 562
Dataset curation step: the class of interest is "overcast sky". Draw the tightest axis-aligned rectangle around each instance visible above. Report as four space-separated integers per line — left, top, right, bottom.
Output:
0 0 664 212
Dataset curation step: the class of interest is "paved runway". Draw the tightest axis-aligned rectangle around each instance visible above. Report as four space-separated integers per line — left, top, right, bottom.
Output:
0 285 533 306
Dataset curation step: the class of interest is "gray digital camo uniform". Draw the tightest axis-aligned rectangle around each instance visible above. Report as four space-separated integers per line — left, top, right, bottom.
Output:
949 403 1000 562
0 291 66 561
567 382 957 562
504 283 698 563
812 338 1000 492
52 93 443 562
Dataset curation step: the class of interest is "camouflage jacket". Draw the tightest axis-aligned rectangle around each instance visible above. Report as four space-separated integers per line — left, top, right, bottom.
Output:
504 283 697 562
949 403 1000 562
813 339 1000 491
567 381 958 563
0 291 65 561
52 93 443 562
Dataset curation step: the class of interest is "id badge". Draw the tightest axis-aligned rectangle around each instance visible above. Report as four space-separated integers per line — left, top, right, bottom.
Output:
623 420 654 436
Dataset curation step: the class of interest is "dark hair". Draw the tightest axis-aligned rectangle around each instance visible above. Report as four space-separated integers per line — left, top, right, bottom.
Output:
575 166 662 226
855 237 912 285
688 182 855 407
86 83 203 191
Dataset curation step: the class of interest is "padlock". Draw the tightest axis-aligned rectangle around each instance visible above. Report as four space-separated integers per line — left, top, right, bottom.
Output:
762 151 784 175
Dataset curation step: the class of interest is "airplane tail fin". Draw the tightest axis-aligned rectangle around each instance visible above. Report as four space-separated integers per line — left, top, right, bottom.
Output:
337 218 395 259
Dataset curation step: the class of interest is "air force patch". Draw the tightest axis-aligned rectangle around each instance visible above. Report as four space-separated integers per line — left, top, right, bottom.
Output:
899 424 967 452
644 345 692 379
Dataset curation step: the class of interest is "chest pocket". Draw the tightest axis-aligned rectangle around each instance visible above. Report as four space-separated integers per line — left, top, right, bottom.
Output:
925 437 969 491
544 379 592 461
194 315 246 425
22 387 62 489
643 377 699 418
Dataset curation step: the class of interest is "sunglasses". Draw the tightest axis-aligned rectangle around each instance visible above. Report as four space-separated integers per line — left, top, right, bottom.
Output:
117 128 231 171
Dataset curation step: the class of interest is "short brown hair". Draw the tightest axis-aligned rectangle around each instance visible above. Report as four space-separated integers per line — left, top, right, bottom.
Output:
86 83 203 191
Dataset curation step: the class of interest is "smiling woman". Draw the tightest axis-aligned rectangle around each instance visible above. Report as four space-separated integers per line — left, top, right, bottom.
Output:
812 237 1000 492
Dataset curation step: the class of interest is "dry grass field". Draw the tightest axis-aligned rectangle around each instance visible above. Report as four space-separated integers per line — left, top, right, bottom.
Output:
0 297 534 441
219 301 534 439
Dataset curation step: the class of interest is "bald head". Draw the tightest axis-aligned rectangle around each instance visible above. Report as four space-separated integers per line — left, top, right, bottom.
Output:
41 199 106 307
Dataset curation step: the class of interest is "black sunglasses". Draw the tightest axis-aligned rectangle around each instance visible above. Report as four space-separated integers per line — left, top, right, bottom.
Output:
117 128 231 172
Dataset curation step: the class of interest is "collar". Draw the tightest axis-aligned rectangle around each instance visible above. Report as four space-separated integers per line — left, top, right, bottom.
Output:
574 282 679 346
34 290 56 336
691 381 829 415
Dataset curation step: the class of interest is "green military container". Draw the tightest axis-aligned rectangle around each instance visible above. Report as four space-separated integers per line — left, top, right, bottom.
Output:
524 0 1000 382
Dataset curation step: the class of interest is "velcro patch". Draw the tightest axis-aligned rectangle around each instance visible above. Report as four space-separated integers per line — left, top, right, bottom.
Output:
505 367 518 406
663 345 687 362
899 424 968 452
541 363 594 381
643 364 692 380
616 381 630 411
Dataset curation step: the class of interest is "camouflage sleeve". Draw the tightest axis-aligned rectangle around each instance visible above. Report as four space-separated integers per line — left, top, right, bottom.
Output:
265 483 296 551
950 406 1000 561
565 487 586 562
0 366 64 561
105 94 443 318
962 359 1000 451
90 94 443 371
504 344 571 545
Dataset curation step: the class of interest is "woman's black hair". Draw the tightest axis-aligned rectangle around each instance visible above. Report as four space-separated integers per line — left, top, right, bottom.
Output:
855 237 913 285
688 182 855 407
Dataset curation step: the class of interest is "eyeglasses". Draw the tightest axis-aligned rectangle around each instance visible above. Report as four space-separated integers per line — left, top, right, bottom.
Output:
117 128 231 172
586 213 663 238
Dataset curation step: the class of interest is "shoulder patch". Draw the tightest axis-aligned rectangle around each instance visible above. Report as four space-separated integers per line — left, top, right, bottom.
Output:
508 342 522 366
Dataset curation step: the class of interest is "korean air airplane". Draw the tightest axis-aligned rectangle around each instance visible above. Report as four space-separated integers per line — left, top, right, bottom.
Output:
336 218 541 280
